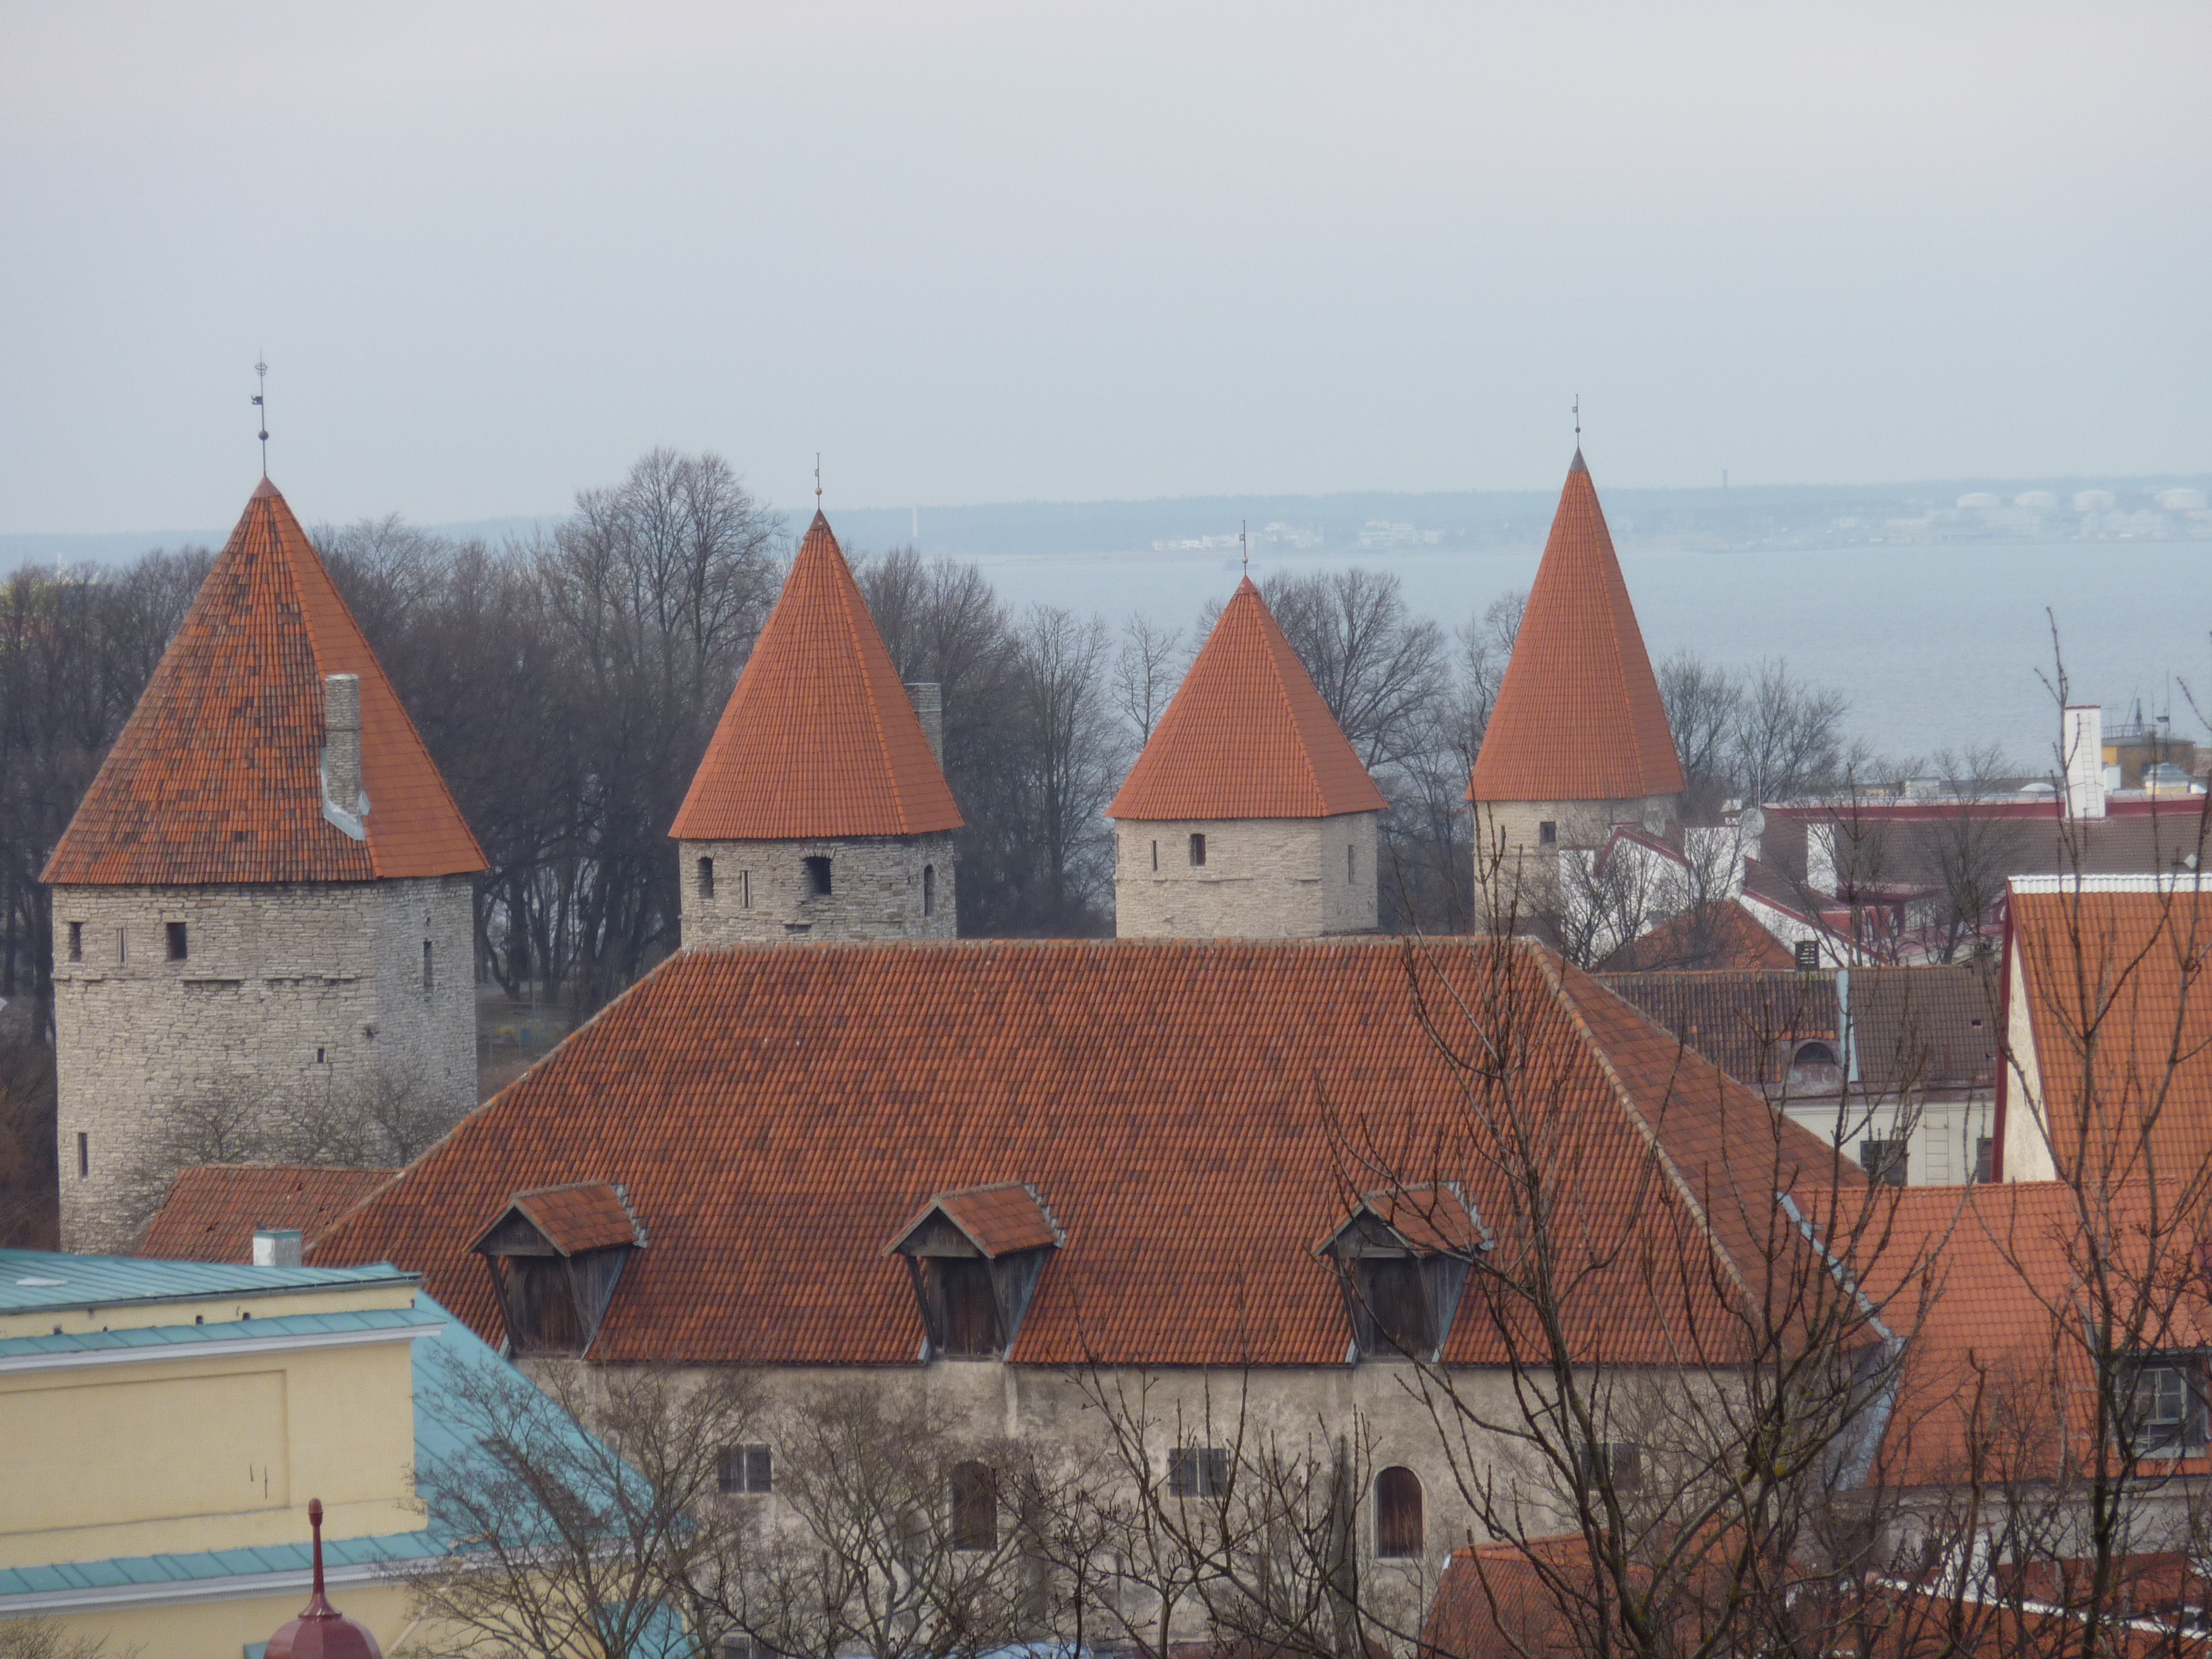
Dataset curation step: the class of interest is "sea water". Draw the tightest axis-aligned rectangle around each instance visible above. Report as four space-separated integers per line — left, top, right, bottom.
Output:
963 539 2212 768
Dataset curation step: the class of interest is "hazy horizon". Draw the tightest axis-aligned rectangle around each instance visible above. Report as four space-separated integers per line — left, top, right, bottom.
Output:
4 2 2207 535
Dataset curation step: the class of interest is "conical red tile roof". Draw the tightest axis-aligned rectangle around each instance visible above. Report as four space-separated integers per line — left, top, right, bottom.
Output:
1108 578 1386 821
44 479 486 885
1467 454 1684 803
671 512 962 840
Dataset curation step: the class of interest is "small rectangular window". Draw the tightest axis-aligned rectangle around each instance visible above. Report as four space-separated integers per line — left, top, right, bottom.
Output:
2126 1359 2206 1458
1188 833 1206 868
697 856 715 899
719 1444 773 1495
1167 1446 1230 1498
804 856 833 897
1538 820 1558 846
1347 843 1356 883
67 922 82 962
1972 1137 1994 1185
740 869 752 909
1575 1442 1641 1493
1151 840 1159 872
1795 938 1820 971
422 940 435 996
76 1131 89 1179
116 928 127 964
1860 1137 1908 1187
166 921 187 961
923 863 936 917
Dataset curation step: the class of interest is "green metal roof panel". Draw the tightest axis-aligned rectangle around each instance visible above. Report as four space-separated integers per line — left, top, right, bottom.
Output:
0 1304 441 1363
0 1248 411 1314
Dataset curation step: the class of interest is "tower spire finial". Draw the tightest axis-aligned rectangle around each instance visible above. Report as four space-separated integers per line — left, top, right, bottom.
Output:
253 355 270 477
1572 392 1581 446
814 452 822 508
1241 519 1248 577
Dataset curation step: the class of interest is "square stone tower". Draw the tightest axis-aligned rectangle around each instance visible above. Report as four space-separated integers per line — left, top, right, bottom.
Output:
1108 577 1387 938
671 511 962 946
1466 450 1686 919
44 478 487 1253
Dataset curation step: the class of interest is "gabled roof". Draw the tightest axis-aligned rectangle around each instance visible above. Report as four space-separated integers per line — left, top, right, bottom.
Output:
671 512 961 841
1601 902 1798 973
1315 1182 1487 1258
1467 453 1684 805
1108 577 1386 822
311 936 1852 1368
137 1165 398 1262
469 1182 644 1256
43 479 486 885
886 1182 1064 1258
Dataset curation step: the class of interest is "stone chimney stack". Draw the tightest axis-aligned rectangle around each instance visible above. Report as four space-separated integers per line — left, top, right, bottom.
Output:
323 674 364 820
2063 703 2106 820
905 682 945 766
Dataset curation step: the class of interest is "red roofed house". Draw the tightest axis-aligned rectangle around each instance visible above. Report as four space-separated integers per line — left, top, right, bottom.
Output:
670 511 963 944
1467 452 1684 912
1107 577 1387 937
44 479 486 1253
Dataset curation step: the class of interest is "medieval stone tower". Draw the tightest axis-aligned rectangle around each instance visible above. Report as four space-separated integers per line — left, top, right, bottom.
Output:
672 511 962 945
1466 450 1684 898
1108 576 1387 938
45 478 487 1253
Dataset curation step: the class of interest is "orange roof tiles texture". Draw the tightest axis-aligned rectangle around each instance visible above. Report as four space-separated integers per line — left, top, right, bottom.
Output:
1600 902 1798 973
1467 454 1685 805
310 936 1852 1369
502 1182 644 1255
136 1164 398 1262
671 512 962 840
1108 578 1386 822
43 480 486 885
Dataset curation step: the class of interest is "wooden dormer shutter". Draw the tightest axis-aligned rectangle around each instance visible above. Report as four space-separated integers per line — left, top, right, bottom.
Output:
469 1182 646 1356
884 1182 1067 1361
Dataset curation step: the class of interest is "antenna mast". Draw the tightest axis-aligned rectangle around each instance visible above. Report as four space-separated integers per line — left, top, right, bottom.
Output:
253 355 270 476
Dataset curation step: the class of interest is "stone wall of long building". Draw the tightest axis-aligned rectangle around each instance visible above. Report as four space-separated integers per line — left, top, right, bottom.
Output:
1113 813 1379 939
51 875 477 1253
679 834 957 947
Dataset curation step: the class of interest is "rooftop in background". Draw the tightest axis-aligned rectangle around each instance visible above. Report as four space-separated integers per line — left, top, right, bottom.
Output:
137 1166 398 1264
0 1248 411 1318
41 478 486 886
1108 576 1386 822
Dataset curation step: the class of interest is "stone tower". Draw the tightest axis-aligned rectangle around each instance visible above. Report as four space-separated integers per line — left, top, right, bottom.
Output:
45 478 487 1253
1466 451 1684 894
671 511 962 945
1108 577 1387 938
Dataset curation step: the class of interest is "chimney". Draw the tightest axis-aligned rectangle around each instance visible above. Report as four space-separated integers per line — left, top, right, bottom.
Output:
2063 704 2106 820
321 674 367 836
252 1227 303 1268
905 682 945 766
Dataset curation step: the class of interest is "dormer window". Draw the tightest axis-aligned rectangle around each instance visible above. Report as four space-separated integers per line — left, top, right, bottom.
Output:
886 1182 1065 1361
1316 1183 1485 1362
469 1182 646 1356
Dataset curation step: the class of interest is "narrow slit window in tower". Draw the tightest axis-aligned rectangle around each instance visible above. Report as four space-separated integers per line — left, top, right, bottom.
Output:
116 928 126 964
740 870 752 908
697 857 714 899
1189 833 1206 868
1347 843 1356 883
422 940 434 996
923 864 936 917
166 922 187 962
67 922 82 962
76 1132 89 1178
1151 840 1159 871
805 856 833 897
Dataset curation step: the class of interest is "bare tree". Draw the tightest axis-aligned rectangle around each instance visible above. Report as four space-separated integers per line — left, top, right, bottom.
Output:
1658 651 1743 819
1113 612 1187 746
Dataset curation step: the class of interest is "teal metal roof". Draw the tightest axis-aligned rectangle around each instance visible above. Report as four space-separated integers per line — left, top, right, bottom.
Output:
0 1291 622 1609
0 1304 440 1364
0 1248 411 1315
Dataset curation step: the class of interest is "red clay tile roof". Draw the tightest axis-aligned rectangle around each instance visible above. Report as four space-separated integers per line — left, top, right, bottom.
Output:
311 936 1852 1368
1108 578 1386 821
1467 454 1684 805
888 1182 1065 1258
43 480 486 885
2007 882 2212 1185
1315 1183 1486 1258
1601 902 1798 973
475 1182 645 1256
671 512 961 840
136 1165 397 1262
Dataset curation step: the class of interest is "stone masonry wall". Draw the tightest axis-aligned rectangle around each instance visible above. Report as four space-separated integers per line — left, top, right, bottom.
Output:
52 875 477 1253
1113 813 1379 939
679 834 957 947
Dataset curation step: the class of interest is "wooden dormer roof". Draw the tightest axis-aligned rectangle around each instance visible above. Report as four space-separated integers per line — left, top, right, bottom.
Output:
1315 1182 1488 1258
886 1182 1065 1259
469 1182 645 1258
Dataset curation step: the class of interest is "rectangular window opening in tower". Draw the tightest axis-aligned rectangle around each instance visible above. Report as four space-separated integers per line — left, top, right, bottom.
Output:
923 863 936 917
1151 840 1159 872
805 856 833 897
1347 843 1356 883
423 940 435 997
697 857 714 899
76 1133 89 1179
1189 833 1206 868
116 928 126 964
1538 821 1558 846
165 922 187 962
67 922 82 962
740 870 752 909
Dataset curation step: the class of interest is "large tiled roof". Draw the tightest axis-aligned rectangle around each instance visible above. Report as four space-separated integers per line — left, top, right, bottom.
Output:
670 512 961 841
137 1165 398 1262
43 479 486 885
1467 454 1684 805
311 937 1852 1368
1108 578 1386 822
2007 880 2212 1184
1601 901 1797 973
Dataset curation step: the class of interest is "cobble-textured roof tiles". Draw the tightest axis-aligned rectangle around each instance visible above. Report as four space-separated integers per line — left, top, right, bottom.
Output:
896 1182 1064 1258
1467 454 1684 805
312 937 1853 1369
504 1182 643 1255
671 512 962 840
43 478 486 885
138 1165 398 1262
1601 902 1798 973
1109 578 1386 821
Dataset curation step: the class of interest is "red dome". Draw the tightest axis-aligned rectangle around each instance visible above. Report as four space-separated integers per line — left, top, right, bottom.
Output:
265 1498 383 1659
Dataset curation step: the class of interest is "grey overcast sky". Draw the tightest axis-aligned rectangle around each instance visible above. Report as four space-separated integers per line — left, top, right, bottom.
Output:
2 1 2207 533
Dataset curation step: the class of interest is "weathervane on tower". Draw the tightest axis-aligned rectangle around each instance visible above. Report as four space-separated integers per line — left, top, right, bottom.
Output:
253 355 270 476
815 452 822 508
1573 392 1581 445
1241 520 1248 577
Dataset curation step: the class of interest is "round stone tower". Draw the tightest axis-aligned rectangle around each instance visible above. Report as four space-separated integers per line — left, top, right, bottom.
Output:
1466 450 1685 911
1108 577 1387 939
671 511 963 945
45 478 488 1254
